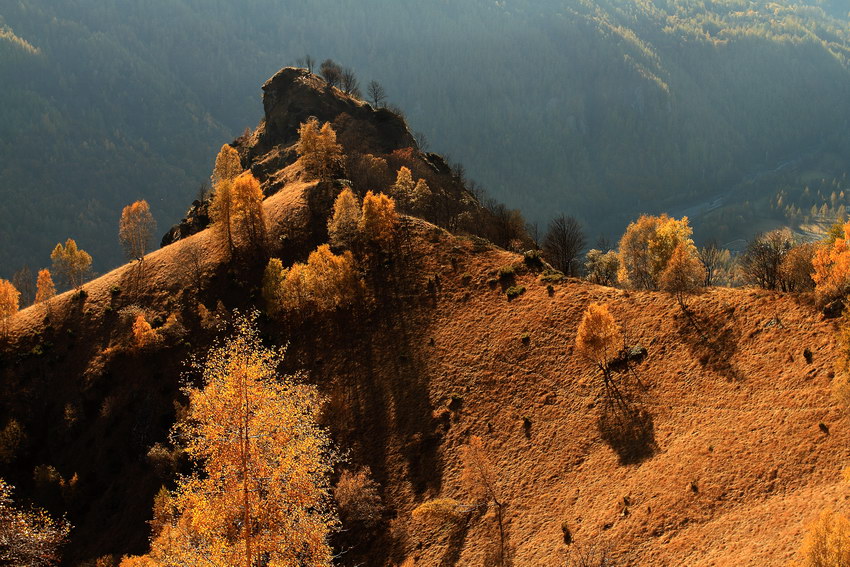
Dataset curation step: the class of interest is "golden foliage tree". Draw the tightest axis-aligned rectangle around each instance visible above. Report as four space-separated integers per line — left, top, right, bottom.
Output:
118 200 157 261
780 242 816 292
132 314 157 350
389 166 415 208
0 280 19 337
296 118 343 181
659 242 706 310
359 191 399 250
122 314 337 567
575 302 622 386
461 435 507 566
266 245 363 314
231 172 267 249
334 467 383 531
50 238 92 290
35 269 56 305
210 145 243 255
0 477 70 566
813 222 850 304
261 258 285 316
618 214 694 290
328 187 361 249
797 509 850 567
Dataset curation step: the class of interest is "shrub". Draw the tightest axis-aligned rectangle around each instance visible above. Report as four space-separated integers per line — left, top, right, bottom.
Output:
797 509 850 567
334 467 384 530
523 249 544 270
461 273 473 285
540 269 565 283
411 498 465 529
520 332 530 344
498 265 515 280
505 285 526 299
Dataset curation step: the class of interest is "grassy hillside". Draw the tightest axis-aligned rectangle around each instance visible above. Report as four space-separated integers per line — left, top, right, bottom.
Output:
0 170 845 565
3 0 850 274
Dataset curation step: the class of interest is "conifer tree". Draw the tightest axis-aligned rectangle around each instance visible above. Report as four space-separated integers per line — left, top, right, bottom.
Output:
118 200 157 261
389 166 415 209
210 145 243 255
231 172 267 249
122 314 337 567
0 280 20 338
328 188 361 249
35 269 55 305
50 239 92 290
359 191 398 250
132 314 157 349
296 118 343 181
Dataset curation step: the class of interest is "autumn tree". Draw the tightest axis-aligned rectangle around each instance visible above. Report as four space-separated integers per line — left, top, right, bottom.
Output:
813 221 850 304
698 241 723 286
544 215 586 276
797 509 850 567
210 144 243 255
262 258 285 316
367 80 387 107
584 249 619 286
659 242 706 311
0 478 70 566
50 238 92 290
132 314 157 349
122 314 337 567
461 436 507 566
617 214 694 290
296 118 344 181
575 302 623 392
35 269 55 305
231 172 267 250
0 280 20 337
119 200 157 261
359 191 399 251
328 188 362 249
389 166 415 208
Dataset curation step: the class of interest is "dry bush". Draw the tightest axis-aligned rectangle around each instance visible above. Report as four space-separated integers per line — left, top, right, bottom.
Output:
334 467 384 530
780 242 816 292
659 242 706 309
584 249 619 286
411 498 465 530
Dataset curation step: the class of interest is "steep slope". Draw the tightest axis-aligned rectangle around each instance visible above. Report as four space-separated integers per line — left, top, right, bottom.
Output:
1 172 846 565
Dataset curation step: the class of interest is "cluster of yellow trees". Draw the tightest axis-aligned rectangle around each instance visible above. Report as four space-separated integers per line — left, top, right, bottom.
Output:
263 188 400 315
209 145 266 255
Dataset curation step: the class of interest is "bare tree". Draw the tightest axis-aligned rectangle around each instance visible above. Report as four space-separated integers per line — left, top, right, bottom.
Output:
296 54 315 73
320 59 342 88
739 229 793 290
11 266 34 308
697 241 723 286
544 215 586 276
340 67 360 97
413 130 429 152
367 80 386 107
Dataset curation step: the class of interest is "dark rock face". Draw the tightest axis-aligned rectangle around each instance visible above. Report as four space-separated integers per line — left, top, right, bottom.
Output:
161 67 419 247
160 198 211 247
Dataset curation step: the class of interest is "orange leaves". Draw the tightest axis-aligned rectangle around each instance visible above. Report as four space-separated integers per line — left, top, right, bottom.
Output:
35 269 55 304
813 222 850 304
50 238 92 290
0 477 70 565
230 172 266 249
797 508 850 567
130 313 337 566
119 200 156 261
618 214 694 290
296 118 343 181
360 191 399 249
0 279 20 337
265 245 363 314
131 314 157 349
659 242 706 307
575 302 622 371
328 188 361 249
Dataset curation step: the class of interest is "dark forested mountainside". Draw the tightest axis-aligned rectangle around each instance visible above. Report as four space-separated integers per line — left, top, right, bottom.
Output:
2 0 850 275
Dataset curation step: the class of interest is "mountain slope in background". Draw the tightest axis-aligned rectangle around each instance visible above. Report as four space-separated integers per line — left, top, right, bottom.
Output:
3 0 850 275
